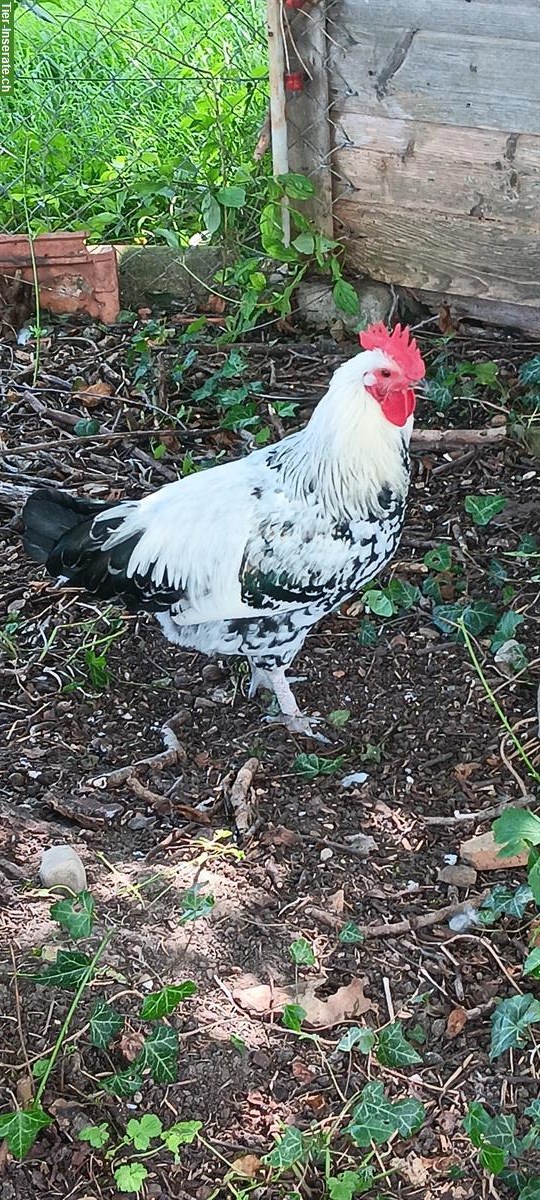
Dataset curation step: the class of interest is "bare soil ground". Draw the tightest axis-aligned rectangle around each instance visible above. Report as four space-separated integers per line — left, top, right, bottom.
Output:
0 317 539 1199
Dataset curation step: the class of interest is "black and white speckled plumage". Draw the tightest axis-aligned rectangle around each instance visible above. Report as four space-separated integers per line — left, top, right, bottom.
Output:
22 348 415 710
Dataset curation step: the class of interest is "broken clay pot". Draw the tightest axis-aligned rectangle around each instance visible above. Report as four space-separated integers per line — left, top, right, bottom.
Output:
0 231 119 324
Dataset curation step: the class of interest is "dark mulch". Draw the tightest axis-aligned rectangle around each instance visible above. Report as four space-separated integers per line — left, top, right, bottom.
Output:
0 316 539 1199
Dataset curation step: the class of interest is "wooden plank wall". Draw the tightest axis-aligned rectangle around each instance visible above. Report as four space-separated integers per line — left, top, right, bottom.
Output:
287 0 540 327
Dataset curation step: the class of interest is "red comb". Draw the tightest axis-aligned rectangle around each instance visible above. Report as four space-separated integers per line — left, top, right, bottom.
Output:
359 322 425 381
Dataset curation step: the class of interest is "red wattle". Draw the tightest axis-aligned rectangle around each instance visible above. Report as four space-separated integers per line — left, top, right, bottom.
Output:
380 388 416 427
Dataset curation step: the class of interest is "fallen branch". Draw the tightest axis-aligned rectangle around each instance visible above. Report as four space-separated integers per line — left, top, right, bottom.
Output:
227 757 259 839
423 792 536 827
358 890 489 940
411 426 506 451
89 719 185 790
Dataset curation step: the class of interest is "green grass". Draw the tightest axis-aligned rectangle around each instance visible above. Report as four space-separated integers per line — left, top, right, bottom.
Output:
1 0 267 242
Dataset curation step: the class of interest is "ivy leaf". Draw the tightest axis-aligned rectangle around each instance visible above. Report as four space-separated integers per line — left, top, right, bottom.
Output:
363 589 394 617
31 1058 50 1081
26 950 94 990
524 947 540 978
162 1120 202 1155
423 545 452 573
529 860 540 906
392 1097 427 1138
282 1004 306 1032
490 994 540 1058
339 920 364 945
179 885 215 924
385 579 420 611
140 981 197 1020
327 1169 374 1199
519 356 540 386
73 418 100 437
289 938 315 967
525 1099 540 1126
138 1025 179 1083
102 1068 143 1097
357 619 378 647
463 1102 491 1147
79 1122 110 1148
332 278 360 316
90 999 124 1049
464 494 507 526
328 708 351 728
0 1104 52 1159
479 884 534 925
49 891 95 940
376 1022 422 1068
113 1162 148 1195
264 1126 306 1168
346 1081 424 1147
493 808 540 853
293 753 344 779
337 1026 375 1054
432 600 498 639
490 611 524 653
277 172 315 200
519 1182 540 1200
125 1114 163 1151
201 192 221 234
479 1144 506 1174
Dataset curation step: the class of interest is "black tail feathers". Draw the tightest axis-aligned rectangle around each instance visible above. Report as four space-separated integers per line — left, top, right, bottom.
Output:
22 488 111 564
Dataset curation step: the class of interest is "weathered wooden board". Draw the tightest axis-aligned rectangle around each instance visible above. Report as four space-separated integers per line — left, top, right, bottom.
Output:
328 28 540 132
329 0 540 45
285 4 333 234
410 289 540 335
335 203 540 303
332 117 540 222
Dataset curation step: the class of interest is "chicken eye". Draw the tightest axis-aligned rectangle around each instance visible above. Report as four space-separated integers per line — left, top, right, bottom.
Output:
380 369 391 378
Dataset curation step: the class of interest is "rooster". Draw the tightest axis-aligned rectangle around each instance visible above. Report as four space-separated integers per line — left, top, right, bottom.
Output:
22 323 425 737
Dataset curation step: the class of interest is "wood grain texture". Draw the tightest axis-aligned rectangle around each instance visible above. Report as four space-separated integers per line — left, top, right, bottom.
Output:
335 203 540 303
329 0 540 44
409 289 540 334
332 116 540 222
285 2 333 234
328 28 540 132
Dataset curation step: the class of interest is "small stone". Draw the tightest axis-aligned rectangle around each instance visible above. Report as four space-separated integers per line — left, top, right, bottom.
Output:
341 771 369 789
39 845 87 893
128 815 156 831
448 906 481 933
459 830 528 871
194 696 215 710
202 663 223 682
345 833 377 856
438 864 478 888
320 847 333 862
443 853 458 866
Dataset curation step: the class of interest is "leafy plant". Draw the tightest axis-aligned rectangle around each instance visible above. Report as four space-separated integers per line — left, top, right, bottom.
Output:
346 1081 425 1147
293 753 345 779
376 1021 422 1068
465 494 507 526
289 937 316 967
178 885 215 923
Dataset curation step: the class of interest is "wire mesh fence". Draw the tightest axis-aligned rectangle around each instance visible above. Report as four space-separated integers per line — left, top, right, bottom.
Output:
0 0 268 243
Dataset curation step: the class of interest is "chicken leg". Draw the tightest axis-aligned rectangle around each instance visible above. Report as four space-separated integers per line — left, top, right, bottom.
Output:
248 663 329 741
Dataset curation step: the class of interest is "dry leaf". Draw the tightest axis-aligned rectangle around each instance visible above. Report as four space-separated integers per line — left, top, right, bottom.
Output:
73 378 113 409
398 1154 430 1187
230 1154 262 1179
327 888 345 914
446 1006 468 1038
261 824 300 848
454 761 481 781
233 975 372 1029
16 1077 33 1106
119 1030 145 1062
291 1058 315 1084
304 1093 326 1114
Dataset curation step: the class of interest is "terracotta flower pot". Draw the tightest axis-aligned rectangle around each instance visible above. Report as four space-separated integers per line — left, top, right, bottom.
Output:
0 231 120 324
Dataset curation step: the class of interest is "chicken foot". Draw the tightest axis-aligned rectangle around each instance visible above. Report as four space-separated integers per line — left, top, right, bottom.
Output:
248 663 330 742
